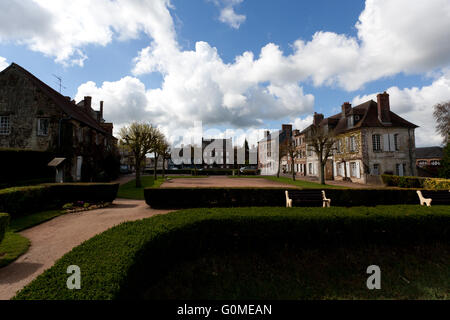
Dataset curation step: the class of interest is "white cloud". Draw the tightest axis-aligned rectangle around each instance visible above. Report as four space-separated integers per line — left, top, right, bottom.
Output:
352 71 450 147
219 6 246 29
0 56 8 71
0 0 176 66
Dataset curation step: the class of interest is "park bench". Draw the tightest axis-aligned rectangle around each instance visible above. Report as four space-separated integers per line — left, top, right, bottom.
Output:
416 190 450 207
285 190 331 208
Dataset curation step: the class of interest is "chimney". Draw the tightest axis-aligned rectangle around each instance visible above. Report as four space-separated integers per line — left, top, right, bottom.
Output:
264 130 270 139
282 124 293 138
313 112 324 126
377 92 391 123
100 101 104 118
341 102 352 117
84 96 92 110
293 129 300 136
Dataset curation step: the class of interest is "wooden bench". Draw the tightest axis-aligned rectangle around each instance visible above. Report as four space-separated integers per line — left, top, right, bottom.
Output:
417 190 450 207
285 190 331 208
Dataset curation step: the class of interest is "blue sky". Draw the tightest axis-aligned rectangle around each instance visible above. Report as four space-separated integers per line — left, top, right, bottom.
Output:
0 0 449 147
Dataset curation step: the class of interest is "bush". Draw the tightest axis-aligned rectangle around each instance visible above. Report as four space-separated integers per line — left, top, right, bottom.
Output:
0 183 119 218
238 169 261 176
424 178 450 190
0 213 9 244
14 206 450 300
144 187 427 209
381 174 425 188
192 169 235 176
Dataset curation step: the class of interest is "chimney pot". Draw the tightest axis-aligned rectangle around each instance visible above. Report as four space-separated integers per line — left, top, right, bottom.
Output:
84 96 92 109
342 102 352 117
377 92 391 123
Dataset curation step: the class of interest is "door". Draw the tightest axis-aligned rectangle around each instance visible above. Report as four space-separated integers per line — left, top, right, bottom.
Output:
76 156 83 181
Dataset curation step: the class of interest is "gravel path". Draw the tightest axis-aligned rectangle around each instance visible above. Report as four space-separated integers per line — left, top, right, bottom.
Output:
161 176 298 188
0 199 172 300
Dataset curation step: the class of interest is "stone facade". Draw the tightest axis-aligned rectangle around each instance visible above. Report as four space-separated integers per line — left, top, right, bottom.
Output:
0 63 118 182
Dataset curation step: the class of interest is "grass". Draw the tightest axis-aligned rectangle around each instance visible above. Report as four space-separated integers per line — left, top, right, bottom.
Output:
118 175 208 199
0 232 30 268
229 175 347 189
142 243 449 300
14 205 450 300
8 210 65 233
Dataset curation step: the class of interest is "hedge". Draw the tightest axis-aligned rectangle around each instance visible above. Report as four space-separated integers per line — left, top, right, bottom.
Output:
0 183 119 217
14 206 450 300
144 187 431 209
192 169 236 176
0 213 9 244
382 174 450 190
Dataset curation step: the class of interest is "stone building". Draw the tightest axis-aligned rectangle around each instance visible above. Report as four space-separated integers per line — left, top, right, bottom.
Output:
257 124 292 175
0 63 118 182
301 92 418 184
415 146 443 177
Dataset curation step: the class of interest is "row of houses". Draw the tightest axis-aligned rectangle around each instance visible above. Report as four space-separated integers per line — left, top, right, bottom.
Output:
0 63 119 182
258 92 420 184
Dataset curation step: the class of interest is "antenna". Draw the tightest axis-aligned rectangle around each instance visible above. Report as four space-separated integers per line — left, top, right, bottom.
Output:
52 74 67 93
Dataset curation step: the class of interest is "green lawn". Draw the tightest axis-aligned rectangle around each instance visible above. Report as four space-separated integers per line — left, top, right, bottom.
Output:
8 210 65 233
231 175 346 189
0 232 30 268
117 176 165 200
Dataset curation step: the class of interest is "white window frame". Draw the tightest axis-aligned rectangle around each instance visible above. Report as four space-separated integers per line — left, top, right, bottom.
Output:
372 134 381 152
37 118 49 136
0 115 11 135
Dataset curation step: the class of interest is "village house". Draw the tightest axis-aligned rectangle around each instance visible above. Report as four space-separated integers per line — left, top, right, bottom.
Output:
259 92 419 184
0 63 119 182
415 146 444 177
257 124 292 176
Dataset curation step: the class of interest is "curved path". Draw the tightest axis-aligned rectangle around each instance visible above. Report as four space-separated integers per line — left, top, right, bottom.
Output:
0 199 172 300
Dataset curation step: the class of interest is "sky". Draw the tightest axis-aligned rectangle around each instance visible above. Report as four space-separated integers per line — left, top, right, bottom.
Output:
0 0 450 147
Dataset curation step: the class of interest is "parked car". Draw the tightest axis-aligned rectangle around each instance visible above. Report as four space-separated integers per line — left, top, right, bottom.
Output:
120 165 132 174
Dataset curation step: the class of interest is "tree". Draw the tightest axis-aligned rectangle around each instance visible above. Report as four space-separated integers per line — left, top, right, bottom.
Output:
305 125 336 185
433 101 450 144
158 138 171 179
119 122 159 188
439 143 450 179
152 129 165 180
285 138 300 181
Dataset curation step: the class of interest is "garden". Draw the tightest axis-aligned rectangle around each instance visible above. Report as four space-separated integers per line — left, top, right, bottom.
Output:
13 205 450 300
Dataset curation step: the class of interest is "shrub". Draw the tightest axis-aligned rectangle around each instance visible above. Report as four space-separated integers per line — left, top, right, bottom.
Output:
381 174 425 188
424 178 450 190
192 169 235 176
144 187 425 209
0 213 9 244
14 206 450 300
0 183 119 218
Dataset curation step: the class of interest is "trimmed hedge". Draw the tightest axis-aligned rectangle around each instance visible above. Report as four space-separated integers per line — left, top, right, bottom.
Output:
381 175 425 188
424 178 450 190
144 187 430 209
0 213 9 244
0 183 119 217
192 169 236 176
14 206 450 300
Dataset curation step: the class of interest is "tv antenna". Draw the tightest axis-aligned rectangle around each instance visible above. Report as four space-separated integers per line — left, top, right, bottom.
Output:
53 74 67 93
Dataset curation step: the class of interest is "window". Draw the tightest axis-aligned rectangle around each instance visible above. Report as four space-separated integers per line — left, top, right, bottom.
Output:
350 162 357 177
308 163 313 175
349 136 357 153
336 139 342 153
0 116 11 135
372 134 381 152
347 116 354 128
394 134 399 151
418 160 427 167
373 164 380 175
431 160 441 166
37 118 49 136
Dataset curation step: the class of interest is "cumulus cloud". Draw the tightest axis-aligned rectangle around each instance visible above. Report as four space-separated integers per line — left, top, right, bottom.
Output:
0 0 176 66
76 0 450 145
352 70 450 147
209 0 246 29
0 56 8 71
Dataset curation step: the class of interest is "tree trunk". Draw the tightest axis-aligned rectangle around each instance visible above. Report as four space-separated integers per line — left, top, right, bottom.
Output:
154 153 158 180
292 161 296 181
135 162 142 188
162 157 166 179
319 152 326 185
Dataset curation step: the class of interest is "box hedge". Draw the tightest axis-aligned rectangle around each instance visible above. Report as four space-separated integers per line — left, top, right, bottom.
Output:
0 213 9 244
381 174 425 188
0 183 119 217
144 187 429 209
13 206 450 300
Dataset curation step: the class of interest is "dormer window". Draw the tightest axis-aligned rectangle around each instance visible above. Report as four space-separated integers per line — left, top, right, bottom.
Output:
347 116 354 128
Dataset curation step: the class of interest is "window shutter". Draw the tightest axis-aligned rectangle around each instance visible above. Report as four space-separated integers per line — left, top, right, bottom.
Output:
346 162 350 178
333 162 337 176
383 134 390 151
399 164 404 176
356 161 361 179
389 134 396 152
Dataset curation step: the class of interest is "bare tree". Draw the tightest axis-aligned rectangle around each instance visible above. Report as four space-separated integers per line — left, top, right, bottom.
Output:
305 125 336 185
119 122 159 188
152 129 165 180
285 139 300 181
158 138 171 179
433 101 450 144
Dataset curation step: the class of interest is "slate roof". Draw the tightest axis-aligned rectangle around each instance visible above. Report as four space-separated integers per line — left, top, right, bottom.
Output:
1 63 110 135
416 147 444 159
321 100 418 134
